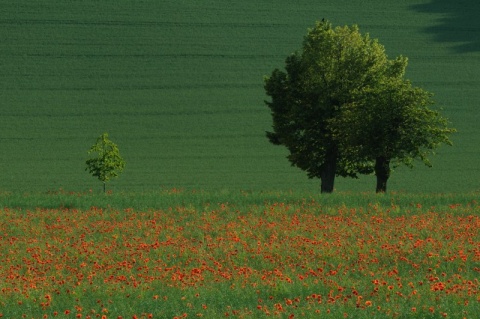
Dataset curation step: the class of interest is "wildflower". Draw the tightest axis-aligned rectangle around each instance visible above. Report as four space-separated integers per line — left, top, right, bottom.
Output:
365 301 372 307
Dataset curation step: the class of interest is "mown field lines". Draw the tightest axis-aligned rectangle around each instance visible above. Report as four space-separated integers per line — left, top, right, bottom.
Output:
1 0 479 192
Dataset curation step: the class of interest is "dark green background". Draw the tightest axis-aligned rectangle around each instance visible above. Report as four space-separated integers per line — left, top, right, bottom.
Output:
1 0 479 193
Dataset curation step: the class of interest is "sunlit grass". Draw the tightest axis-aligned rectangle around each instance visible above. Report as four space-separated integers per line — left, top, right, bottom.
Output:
1 188 478 211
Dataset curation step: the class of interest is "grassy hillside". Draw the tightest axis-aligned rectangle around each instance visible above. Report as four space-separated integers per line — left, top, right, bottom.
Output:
1 0 479 193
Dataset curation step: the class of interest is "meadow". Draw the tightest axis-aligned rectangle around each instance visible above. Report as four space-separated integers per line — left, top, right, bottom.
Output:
1 1 480 319
1 0 480 193
1 1 480 318
0 190 479 318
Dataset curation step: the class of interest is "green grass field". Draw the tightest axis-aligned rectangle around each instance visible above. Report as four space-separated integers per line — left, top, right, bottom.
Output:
1 3 479 317
1 0 480 193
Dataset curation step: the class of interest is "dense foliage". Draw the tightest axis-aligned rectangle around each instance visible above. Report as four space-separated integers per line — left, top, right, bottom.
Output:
331 76 455 192
265 20 455 193
85 133 126 193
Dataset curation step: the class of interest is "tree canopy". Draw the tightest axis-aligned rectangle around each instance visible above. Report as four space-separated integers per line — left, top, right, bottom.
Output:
85 133 126 193
330 76 455 192
264 20 455 193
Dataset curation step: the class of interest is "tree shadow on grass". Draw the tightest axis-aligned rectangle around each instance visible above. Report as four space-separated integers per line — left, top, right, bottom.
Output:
411 0 480 53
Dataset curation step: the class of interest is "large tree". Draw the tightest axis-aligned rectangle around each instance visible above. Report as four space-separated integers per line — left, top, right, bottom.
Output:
330 75 455 193
264 20 402 193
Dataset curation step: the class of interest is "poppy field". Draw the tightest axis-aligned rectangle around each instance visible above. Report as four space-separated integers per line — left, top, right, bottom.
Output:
1 191 479 318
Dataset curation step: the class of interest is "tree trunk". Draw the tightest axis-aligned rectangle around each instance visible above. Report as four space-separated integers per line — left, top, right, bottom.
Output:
374 156 391 193
320 147 337 193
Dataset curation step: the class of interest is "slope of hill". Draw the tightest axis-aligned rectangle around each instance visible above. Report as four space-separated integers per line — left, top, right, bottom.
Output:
1 0 479 193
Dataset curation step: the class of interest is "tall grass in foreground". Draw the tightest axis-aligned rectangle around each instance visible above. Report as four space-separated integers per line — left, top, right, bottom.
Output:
0 191 479 318
0 188 479 211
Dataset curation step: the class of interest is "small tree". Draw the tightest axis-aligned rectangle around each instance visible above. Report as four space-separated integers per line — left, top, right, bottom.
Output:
85 133 126 193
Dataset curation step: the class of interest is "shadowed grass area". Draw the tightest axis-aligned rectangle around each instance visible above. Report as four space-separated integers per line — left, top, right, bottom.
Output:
411 0 480 53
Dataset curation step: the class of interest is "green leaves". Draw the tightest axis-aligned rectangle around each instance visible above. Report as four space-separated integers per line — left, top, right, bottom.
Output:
332 77 455 169
85 133 126 192
265 20 396 189
265 19 456 193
